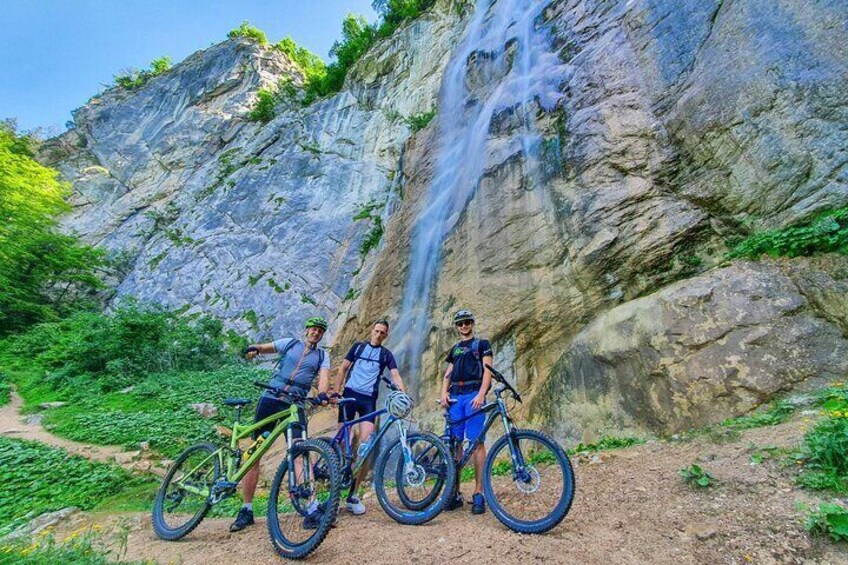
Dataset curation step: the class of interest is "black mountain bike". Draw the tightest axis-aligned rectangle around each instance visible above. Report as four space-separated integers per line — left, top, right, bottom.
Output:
409 364 575 533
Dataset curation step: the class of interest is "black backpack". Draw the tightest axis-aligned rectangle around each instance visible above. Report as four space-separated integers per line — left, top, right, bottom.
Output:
347 341 391 396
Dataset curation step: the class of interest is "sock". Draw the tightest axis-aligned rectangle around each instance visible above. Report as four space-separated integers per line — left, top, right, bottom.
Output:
306 500 319 514
242 502 253 511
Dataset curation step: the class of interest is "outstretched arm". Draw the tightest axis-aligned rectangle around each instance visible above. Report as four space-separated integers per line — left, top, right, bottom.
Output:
245 341 277 360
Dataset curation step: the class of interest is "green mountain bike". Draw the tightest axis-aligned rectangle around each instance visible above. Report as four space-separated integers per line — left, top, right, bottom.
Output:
152 382 341 560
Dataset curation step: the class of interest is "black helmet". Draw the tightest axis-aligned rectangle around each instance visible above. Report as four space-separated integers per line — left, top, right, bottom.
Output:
453 309 475 324
304 316 328 330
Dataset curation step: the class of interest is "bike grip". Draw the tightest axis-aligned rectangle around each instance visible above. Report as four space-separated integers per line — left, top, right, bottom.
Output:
381 376 399 390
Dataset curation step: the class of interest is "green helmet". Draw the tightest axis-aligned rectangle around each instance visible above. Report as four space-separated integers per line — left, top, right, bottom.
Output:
304 316 328 330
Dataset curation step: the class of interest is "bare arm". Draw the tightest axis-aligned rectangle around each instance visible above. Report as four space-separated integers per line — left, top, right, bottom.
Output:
245 341 278 360
334 359 352 394
480 355 493 396
389 368 405 392
316 367 331 395
440 363 454 406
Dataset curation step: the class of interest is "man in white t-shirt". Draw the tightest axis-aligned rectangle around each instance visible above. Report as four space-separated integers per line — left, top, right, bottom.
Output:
334 319 405 515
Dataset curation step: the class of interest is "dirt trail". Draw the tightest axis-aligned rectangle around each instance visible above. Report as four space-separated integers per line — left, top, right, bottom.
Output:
49 418 847 565
0 390 141 469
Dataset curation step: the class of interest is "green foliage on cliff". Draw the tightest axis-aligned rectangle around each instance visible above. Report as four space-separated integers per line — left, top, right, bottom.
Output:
247 88 278 123
373 0 437 37
275 37 327 83
240 2 436 110
727 207 848 260
227 21 268 45
0 124 104 335
406 110 436 132
114 56 172 90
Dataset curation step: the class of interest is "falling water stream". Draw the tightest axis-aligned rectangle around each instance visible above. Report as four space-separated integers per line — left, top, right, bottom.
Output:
393 0 564 383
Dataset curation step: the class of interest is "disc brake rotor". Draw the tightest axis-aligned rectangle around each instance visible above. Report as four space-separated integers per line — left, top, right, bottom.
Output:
514 465 541 494
404 463 427 488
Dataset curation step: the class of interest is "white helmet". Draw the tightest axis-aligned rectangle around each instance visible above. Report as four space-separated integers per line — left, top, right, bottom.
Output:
385 390 414 419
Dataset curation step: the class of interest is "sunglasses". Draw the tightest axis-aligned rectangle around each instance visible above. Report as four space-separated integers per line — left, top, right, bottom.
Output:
455 320 474 327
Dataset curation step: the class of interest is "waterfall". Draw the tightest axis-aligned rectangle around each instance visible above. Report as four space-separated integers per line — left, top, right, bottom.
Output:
393 0 565 386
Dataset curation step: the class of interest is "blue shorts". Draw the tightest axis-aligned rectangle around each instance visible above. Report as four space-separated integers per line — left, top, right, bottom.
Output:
449 392 486 444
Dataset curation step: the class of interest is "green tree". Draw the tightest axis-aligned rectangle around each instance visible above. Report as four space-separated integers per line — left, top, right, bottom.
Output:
0 122 103 334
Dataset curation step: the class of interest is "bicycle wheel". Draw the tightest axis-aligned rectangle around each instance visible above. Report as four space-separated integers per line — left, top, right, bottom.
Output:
483 429 575 534
267 439 341 560
374 431 455 525
152 443 220 541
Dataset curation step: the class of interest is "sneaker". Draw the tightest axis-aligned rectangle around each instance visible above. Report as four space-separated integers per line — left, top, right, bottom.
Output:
471 493 485 515
229 507 255 532
446 492 464 511
346 495 366 515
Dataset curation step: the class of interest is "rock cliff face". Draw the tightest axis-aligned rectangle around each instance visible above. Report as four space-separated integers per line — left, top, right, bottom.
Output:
47 0 848 441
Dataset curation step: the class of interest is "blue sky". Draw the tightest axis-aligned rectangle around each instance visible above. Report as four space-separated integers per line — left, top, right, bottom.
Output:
0 1 377 134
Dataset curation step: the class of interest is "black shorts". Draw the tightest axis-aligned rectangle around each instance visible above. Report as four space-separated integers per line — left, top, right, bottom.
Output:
253 396 306 440
338 388 378 424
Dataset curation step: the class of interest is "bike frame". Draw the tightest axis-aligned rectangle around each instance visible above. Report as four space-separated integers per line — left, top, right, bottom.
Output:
176 402 306 498
330 406 403 475
443 391 526 473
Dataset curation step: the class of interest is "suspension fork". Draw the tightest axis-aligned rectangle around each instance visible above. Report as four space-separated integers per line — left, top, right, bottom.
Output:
286 426 313 494
499 399 527 473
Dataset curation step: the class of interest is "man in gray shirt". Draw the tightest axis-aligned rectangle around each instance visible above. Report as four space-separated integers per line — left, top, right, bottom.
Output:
334 319 405 516
230 316 332 533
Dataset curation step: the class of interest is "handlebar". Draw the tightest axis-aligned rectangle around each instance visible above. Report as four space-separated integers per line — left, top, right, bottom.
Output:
252 381 322 406
381 376 400 392
484 364 522 403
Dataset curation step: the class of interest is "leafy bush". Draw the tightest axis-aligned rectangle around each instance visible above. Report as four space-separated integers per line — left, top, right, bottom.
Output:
42 366 268 457
373 0 437 38
721 400 794 430
406 110 436 132
796 414 848 494
0 372 10 406
247 88 278 123
806 502 848 542
726 207 848 260
0 123 104 335
679 463 714 487
0 304 245 397
275 37 326 84
360 216 384 257
0 438 136 531
227 21 268 45
114 56 171 90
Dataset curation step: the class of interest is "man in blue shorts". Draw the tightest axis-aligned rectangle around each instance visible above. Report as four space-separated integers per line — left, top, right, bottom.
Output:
230 316 332 532
334 319 406 516
440 309 493 515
